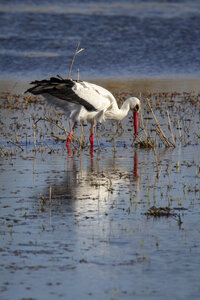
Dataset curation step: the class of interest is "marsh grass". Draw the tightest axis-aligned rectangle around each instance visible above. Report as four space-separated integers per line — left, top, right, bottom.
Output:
146 98 171 147
0 74 199 154
135 107 155 148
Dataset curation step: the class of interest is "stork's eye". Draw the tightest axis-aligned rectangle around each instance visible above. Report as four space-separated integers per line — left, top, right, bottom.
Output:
135 104 139 112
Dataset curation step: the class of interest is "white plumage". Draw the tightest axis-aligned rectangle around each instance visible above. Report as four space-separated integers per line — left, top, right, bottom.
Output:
26 77 140 148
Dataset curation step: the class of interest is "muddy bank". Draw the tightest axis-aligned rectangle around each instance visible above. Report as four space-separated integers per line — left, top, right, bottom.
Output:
0 76 200 95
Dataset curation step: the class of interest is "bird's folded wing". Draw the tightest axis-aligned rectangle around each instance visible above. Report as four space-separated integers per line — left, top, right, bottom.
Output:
26 78 96 112
26 77 115 113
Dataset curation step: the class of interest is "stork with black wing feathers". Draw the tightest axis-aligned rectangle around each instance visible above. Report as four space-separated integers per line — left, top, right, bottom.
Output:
26 76 140 149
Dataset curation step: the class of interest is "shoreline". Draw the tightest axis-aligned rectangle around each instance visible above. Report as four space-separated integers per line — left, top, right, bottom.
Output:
0 76 200 95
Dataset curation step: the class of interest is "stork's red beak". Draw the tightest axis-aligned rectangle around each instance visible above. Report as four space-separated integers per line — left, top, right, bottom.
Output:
133 111 139 140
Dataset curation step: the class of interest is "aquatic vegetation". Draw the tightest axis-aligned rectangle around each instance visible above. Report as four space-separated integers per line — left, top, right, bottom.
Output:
0 90 199 154
144 206 177 217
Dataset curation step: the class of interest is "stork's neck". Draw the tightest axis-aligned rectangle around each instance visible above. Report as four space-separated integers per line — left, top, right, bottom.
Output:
112 98 132 121
105 97 139 121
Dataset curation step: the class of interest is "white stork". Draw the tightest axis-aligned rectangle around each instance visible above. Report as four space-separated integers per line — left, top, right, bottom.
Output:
26 76 140 148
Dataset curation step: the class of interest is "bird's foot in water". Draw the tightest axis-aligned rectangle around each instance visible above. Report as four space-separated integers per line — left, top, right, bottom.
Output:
90 145 94 157
66 144 72 157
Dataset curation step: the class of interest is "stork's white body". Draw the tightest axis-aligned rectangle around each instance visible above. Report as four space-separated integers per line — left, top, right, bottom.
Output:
43 81 139 124
26 77 140 148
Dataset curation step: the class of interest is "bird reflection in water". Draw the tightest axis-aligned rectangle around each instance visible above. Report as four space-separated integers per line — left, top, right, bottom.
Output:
43 150 140 216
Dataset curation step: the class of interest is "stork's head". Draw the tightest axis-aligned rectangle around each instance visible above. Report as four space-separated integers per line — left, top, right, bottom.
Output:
129 97 141 140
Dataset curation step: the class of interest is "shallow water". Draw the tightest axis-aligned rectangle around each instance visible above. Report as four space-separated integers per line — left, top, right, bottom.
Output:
0 90 200 299
0 0 200 80
0 145 200 299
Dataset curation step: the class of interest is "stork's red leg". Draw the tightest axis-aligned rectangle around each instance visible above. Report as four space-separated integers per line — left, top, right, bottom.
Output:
66 122 77 146
89 124 94 148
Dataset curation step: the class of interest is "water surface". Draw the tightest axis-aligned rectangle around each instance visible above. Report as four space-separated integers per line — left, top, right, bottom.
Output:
0 90 200 299
0 0 200 80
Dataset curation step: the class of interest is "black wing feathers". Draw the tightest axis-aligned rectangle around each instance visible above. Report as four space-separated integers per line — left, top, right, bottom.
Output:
26 77 97 112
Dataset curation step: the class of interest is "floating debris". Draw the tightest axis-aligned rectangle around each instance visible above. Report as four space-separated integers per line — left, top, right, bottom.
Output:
144 206 177 217
135 139 155 148
144 206 184 227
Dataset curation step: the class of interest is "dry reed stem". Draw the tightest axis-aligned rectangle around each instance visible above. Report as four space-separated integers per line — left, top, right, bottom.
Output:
80 121 84 148
153 144 160 179
177 119 182 139
51 134 66 142
113 123 117 152
0 146 9 156
9 141 24 151
140 109 148 139
49 185 52 217
33 122 37 151
95 124 101 149
68 42 84 79
155 128 166 145
146 98 171 147
167 110 176 147
44 142 54 153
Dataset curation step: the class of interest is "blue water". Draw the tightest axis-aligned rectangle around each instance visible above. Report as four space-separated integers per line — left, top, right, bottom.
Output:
0 0 200 79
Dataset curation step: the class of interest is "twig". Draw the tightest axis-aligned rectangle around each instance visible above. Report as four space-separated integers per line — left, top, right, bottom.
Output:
51 134 67 142
146 98 171 147
167 110 176 147
68 42 84 79
80 120 84 148
33 122 37 151
9 141 24 151
0 146 9 156
113 123 117 153
34 116 68 138
49 185 52 218
32 116 69 150
140 109 148 139
177 119 182 139
94 122 101 150
44 142 55 153
153 144 160 179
